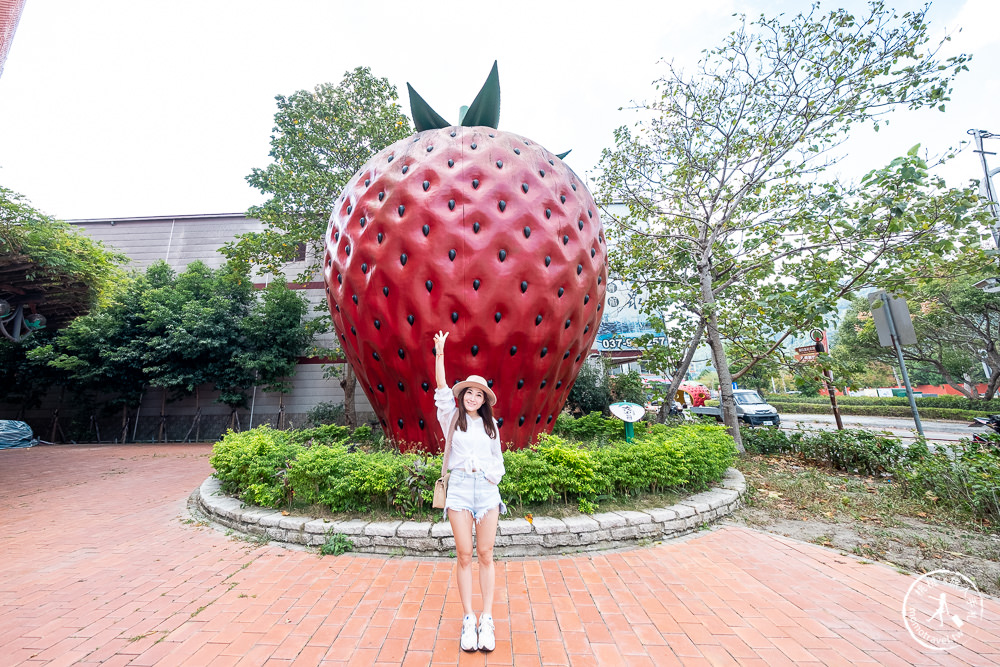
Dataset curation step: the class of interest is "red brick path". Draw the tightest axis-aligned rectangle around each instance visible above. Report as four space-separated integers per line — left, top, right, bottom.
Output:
1 445 997 666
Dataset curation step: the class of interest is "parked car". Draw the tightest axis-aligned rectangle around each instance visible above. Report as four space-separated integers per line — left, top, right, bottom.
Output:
689 390 780 427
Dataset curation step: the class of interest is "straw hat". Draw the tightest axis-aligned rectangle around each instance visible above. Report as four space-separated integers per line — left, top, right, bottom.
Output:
452 374 497 406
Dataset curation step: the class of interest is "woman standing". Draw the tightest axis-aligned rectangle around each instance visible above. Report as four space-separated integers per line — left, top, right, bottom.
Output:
433 330 506 652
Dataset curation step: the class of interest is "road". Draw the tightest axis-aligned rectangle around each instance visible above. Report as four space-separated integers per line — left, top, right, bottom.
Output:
779 412 979 443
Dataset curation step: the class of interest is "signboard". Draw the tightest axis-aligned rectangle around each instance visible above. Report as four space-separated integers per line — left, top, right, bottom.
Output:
795 352 818 363
795 345 818 354
868 291 917 346
609 402 645 423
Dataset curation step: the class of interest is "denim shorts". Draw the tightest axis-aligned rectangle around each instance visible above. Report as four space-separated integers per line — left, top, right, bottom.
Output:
445 470 507 522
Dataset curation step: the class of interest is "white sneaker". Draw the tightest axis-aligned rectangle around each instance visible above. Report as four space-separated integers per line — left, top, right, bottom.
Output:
478 613 495 652
460 614 478 652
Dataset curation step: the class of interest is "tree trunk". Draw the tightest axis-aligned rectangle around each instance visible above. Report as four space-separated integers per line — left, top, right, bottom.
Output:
120 404 129 444
699 261 744 452
158 391 167 442
658 317 706 423
341 363 357 428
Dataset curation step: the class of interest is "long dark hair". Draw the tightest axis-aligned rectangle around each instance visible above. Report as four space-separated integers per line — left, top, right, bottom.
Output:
456 387 497 439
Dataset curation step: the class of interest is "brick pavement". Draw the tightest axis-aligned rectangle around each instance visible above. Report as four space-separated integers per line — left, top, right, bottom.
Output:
0 444 997 666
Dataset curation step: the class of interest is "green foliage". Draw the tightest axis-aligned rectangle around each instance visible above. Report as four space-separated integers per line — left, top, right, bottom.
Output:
897 440 1000 522
320 532 354 556
740 427 904 476
766 394 999 420
565 360 611 415
212 423 736 517
610 370 646 405
306 401 345 427
552 412 624 442
225 67 413 281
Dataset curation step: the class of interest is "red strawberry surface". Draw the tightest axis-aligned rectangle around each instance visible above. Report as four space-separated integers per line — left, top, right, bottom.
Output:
323 126 607 451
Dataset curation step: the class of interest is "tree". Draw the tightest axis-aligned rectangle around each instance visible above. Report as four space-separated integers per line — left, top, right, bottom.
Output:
598 2 974 449
834 271 1000 399
223 67 414 427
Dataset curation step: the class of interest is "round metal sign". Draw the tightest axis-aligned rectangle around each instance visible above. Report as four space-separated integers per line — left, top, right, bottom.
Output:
810 329 825 342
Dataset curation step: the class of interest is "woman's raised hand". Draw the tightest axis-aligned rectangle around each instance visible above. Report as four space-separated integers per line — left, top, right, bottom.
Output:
434 330 449 356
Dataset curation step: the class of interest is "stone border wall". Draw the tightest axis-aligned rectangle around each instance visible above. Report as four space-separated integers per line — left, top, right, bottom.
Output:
195 468 745 557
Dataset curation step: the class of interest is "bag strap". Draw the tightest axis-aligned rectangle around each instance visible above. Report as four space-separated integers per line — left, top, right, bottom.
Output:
440 411 460 477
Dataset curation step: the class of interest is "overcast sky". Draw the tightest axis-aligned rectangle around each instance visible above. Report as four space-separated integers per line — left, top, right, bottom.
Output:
0 0 997 220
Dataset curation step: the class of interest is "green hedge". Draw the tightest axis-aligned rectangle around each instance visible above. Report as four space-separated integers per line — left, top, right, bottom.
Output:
767 394 1000 412
210 422 737 517
741 426 1000 521
764 401 987 421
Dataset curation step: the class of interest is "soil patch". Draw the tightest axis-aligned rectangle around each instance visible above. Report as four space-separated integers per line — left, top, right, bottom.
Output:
730 454 1000 597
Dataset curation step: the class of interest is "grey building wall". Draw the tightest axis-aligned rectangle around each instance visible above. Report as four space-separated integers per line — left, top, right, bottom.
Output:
2 213 376 443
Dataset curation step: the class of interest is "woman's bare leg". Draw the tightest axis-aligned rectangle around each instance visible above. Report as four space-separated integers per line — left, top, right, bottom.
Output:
448 509 475 616
475 507 500 613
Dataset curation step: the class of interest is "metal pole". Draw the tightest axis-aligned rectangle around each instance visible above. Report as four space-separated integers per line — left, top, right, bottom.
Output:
881 292 924 437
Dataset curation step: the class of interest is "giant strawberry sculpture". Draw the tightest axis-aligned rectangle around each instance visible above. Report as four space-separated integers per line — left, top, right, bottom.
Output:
323 63 607 451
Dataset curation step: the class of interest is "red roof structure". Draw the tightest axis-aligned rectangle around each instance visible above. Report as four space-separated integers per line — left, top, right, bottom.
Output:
0 0 26 79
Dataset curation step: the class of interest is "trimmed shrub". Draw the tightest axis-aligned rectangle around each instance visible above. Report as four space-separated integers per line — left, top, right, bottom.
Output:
741 426 903 475
897 440 1000 521
209 427 303 507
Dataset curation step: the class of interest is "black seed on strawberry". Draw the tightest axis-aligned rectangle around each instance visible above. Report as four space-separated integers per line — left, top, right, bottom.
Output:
471 143 477 149
347 205 352 214
398 418 404 427
520 281 528 293
472 179 480 189
510 346 517 355
497 417 503 427
377 383 384 391
540 347 548 358
535 315 542 325
518 379 524 388
334 303 339 311
545 256 551 267
558 287 565 297
352 294 358 304
565 319 571 329
563 351 570 359
545 209 551 219
548 159 554 165
400 254 407 265
571 183 577 191
588 210 593 218
577 264 583 275
562 235 569 245
539 169 545 177
334 231 339 240
488 379 494 388
398 349 405 360
547 415 553 424
345 244 351 255
408 315 415 325
499 250 507 262
578 220 584 230
419 419 425 429
514 148 521 155
383 286 389 296
360 217 366 227
426 146 434 152
556 381 562 389
398 205 404 216
379 232 385 243
523 227 531 238
561 195 566 203
422 224 430 236
471 345 479 356
387 155 394 163
374 319 381 329
451 312 458 323
351 326 356 335
372 351 380 360
535 415 541 424
425 280 433 292
519 416 525 426
402 165 409 174
361 263 368 274
540 380 547 388
379 192 385 201
495 312 502 323
365 178 370 186
584 324 590 333
498 200 506 212
337 273 342 283
448 200 455 210
448 249 456 261
597 276 603 284
490 133 495 138
473 279 480 290
591 248 596 258
522 183 529 193
450 131 456 137
421 381 429 391
473 222 481 232
423 181 430 191
448 159 454 167
496 160 503 168
398 382 405 391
